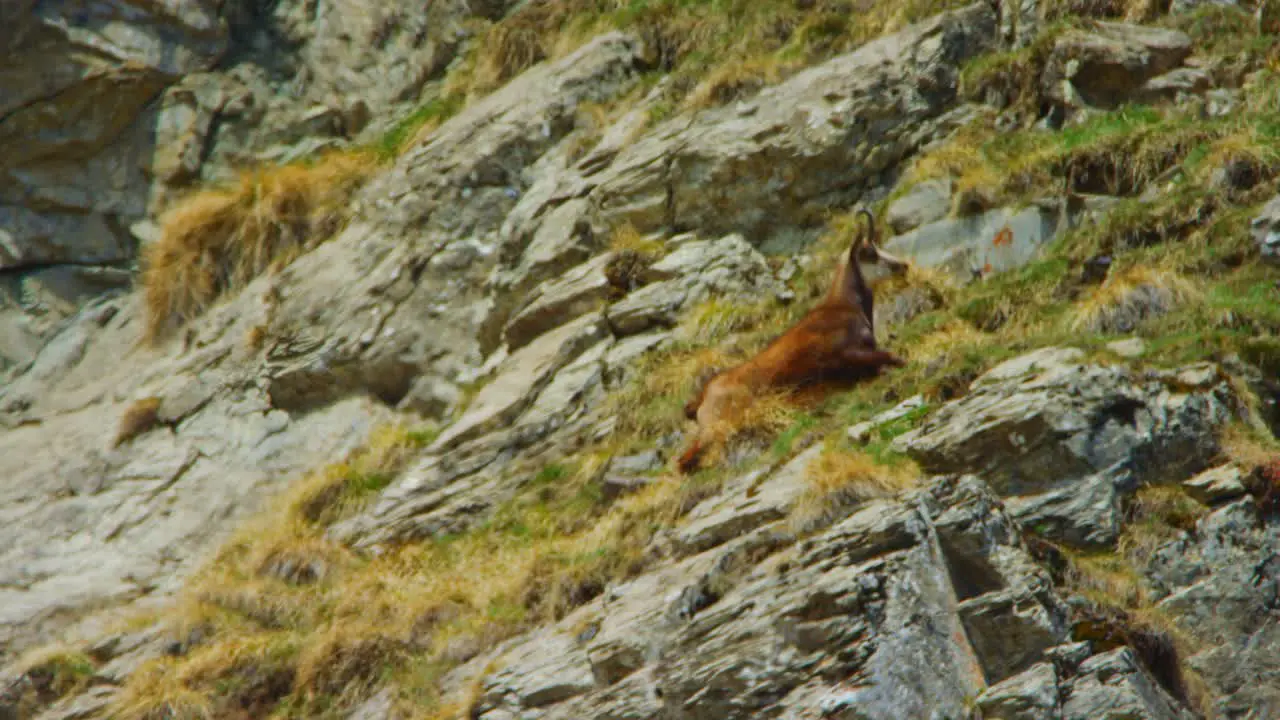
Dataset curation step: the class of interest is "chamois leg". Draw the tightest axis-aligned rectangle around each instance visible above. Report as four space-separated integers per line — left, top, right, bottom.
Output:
842 348 907 369
677 381 740 474
677 435 705 474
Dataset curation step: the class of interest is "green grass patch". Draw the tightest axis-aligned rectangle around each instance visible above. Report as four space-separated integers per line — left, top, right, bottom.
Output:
772 412 818 458
372 94 465 159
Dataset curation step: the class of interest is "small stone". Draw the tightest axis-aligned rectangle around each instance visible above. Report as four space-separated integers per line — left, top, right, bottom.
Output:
1182 464 1247 504
601 474 658 502
264 409 290 434
1250 192 1280 265
1045 641 1093 670
847 395 926 444
976 662 1059 720
609 451 661 475
1106 337 1146 358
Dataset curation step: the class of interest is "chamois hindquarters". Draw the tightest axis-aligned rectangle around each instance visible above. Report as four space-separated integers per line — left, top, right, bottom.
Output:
684 367 721 420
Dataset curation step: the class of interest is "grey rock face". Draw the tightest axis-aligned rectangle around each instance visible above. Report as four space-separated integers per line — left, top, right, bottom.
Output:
452 476 1069 720
0 358 390 666
883 202 1071 283
976 661 1060 719
978 647 1200 720
1140 499 1280 717
249 33 647 414
0 0 520 362
505 3 999 254
503 253 617 352
0 1 225 274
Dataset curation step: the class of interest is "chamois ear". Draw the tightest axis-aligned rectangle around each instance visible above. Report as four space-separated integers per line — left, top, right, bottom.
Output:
856 208 880 249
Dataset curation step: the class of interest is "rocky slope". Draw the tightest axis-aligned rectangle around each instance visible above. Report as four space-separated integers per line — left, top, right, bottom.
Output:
3 0 1280 718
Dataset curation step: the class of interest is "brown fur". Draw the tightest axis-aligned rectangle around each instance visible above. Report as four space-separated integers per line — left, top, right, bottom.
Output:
113 397 164 448
677 209 909 474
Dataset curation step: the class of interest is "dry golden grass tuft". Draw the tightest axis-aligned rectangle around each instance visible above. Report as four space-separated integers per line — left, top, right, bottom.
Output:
3 644 98 714
112 662 216 720
141 150 377 343
1191 126 1280 188
286 422 423 526
899 120 1001 203
1120 485 1208 564
684 56 785 110
113 396 164 448
1063 549 1150 608
790 446 920 529
295 624 405 702
680 296 779 343
1220 421 1280 470
875 262 959 300
687 387 805 470
903 319 987 364
624 346 736 406
117 632 298 720
1069 266 1200 333
607 222 665 258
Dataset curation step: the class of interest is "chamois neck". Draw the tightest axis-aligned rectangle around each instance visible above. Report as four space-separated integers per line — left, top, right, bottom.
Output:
826 244 870 309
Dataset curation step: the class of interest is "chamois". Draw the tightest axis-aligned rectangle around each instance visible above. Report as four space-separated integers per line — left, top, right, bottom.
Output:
677 208 910 474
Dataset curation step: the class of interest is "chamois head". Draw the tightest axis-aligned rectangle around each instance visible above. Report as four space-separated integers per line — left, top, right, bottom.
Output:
851 208 910 283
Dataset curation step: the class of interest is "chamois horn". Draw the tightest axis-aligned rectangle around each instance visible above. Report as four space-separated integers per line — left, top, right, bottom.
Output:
856 207 878 247
847 207 876 265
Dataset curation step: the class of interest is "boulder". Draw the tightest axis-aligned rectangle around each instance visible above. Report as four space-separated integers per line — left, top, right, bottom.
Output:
1043 23 1194 112
1142 67 1213 102
503 253 617 351
886 178 953 234
976 661 1060 720
1106 337 1147 358
893 348 1241 545
1135 499 1280 716
604 234 781 336
1062 648 1199 720
431 314 609 452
